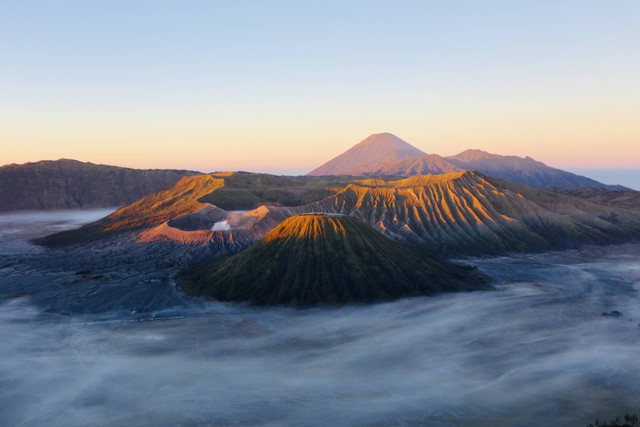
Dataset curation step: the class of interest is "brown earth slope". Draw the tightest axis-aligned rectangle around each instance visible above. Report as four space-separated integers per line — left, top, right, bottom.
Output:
35 174 224 246
37 171 640 254
303 171 640 253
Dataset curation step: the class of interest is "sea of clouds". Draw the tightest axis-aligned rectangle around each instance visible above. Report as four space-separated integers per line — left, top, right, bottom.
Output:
1 211 639 426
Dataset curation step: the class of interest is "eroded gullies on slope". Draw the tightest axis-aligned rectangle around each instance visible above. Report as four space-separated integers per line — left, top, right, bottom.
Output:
41 170 640 254
176 214 488 305
33 168 640 306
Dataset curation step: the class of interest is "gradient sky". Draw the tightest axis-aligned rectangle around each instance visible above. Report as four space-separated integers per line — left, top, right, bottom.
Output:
1 1 638 186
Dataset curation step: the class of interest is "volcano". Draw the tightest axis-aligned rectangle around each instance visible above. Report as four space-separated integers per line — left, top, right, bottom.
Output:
307 133 430 176
177 214 485 305
307 133 623 190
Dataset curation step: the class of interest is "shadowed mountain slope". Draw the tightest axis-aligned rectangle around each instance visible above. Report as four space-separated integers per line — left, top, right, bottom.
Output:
364 154 462 176
0 159 197 211
556 187 640 211
307 133 428 176
445 149 621 190
177 214 487 305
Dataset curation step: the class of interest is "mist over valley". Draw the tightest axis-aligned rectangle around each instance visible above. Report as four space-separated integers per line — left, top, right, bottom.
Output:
1 211 640 426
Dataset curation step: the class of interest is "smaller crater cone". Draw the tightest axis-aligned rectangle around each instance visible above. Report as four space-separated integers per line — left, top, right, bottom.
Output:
177 214 485 305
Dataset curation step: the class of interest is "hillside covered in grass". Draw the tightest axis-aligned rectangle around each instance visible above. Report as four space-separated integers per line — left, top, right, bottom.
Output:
177 214 487 305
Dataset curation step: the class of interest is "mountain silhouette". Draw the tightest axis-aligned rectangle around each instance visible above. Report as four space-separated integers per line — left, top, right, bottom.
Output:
308 133 429 176
308 134 623 190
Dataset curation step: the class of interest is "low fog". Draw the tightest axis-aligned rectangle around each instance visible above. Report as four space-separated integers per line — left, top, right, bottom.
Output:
0 209 114 255
1 211 639 426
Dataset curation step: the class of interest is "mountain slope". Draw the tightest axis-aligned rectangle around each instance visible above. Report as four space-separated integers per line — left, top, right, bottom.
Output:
177 214 486 305
301 171 640 253
36 172 350 247
307 134 620 190
556 187 640 211
366 154 462 176
307 133 427 176
35 174 225 246
0 159 197 211
445 149 620 190
38 172 640 255
139 172 640 254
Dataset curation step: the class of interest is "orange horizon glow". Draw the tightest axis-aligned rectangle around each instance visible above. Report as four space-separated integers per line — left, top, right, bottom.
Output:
3 125 638 173
2 2 639 180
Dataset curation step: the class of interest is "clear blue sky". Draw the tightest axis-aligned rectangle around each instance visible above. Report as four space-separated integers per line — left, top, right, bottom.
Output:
0 1 638 187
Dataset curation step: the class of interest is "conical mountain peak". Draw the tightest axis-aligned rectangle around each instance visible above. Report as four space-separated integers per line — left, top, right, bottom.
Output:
355 133 421 149
307 133 427 176
177 214 485 305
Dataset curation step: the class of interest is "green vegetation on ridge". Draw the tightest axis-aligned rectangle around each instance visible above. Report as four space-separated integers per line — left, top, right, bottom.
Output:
198 172 352 210
177 214 487 305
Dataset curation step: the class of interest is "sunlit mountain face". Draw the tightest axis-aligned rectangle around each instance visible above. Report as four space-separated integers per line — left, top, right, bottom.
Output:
36 168 640 258
2 0 640 424
309 133 625 190
2 140 639 426
177 214 487 305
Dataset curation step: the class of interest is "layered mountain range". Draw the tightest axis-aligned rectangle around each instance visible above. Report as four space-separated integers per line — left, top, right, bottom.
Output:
308 133 623 190
2 133 629 214
26 133 640 305
0 159 196 211
38 170 640 255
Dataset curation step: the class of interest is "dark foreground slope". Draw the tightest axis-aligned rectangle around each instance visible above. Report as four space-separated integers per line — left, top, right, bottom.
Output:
0 159 197 211
177 214 486 305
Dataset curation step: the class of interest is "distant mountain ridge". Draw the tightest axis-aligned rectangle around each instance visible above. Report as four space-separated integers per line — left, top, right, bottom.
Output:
444 149 616 190
308 133 624 190
0 159 198 211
